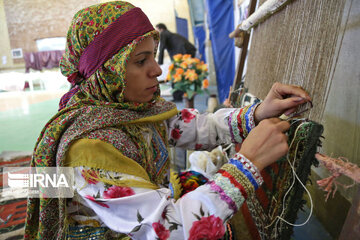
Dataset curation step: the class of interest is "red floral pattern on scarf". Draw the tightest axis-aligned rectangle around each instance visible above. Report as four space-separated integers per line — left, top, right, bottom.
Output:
180 109 196 123
103 186 135 199
152 221 170 240
81 169 99 184
188 215 225 240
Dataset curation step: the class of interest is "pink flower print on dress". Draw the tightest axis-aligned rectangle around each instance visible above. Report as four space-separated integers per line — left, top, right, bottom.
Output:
195 144 203 150
188 215 225 240
171 128 182 140
85 195 109 208
180 109 196 123
103 186 135 199
152 221 170 240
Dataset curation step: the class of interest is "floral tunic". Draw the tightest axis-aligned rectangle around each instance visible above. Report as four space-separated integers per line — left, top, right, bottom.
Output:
66 104 262 239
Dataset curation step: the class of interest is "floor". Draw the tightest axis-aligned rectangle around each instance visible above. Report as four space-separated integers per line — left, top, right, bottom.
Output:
0 69 333 239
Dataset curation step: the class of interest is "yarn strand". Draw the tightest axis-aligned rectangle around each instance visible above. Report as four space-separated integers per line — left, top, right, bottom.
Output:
265 122 314 234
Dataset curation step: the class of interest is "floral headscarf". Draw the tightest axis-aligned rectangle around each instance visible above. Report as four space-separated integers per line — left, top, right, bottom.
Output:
25 2 177 239
59 1 161 110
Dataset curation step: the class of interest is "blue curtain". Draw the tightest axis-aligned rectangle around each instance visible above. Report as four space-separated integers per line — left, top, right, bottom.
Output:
176 17 189 39
205 0 235 103
193 25 206 62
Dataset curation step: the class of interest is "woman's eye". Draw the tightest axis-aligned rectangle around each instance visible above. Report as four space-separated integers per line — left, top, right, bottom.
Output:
136 58 146 65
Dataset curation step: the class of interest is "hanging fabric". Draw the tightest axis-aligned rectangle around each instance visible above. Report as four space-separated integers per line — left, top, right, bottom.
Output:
205 0 235 103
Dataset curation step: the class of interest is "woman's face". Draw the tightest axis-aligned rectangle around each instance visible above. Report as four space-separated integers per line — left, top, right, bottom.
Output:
124 37 162 103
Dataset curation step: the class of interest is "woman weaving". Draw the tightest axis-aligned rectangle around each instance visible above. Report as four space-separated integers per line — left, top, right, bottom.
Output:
24 1 311 239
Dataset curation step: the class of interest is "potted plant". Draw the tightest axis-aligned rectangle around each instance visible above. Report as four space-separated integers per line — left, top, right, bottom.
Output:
166 54 209 108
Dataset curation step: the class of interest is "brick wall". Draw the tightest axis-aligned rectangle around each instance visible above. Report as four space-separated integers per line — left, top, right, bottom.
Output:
3 0 99 64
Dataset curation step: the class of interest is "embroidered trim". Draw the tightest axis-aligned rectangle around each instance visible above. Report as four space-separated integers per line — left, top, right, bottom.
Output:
221 164 255 195
234 153 263 186
213 174 245 210
218 169 248 199
229 159 259 189
228 110 236 143
229 103 257 144
208 180 238 213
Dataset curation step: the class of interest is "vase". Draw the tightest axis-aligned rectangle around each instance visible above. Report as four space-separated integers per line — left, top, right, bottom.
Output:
184 96 195 108
207 94 219 113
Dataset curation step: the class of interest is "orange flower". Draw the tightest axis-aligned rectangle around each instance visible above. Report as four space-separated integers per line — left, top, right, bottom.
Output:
196 62 208 72
173 74 182 83
180 62 188 69
175 68 184 75
169 63 174 71
182 54 192 60
183 93 188 97
166 72 171 82
173 54 183 62
202 79 209 89
185 69 198 82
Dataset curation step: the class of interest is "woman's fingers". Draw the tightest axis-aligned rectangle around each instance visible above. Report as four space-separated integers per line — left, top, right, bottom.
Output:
276 96 307 111
273 82 312 101
277 120 291 132
240 118 291 171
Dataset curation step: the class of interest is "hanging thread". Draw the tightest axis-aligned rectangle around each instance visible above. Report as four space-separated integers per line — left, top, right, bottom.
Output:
265 121 314 237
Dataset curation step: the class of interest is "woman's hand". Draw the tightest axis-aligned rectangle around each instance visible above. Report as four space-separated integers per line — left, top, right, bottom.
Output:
239 118 290 171
254 82 311 124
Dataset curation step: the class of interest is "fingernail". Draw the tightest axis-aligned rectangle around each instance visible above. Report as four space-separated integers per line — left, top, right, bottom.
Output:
294 97 304 102
284 109 293 116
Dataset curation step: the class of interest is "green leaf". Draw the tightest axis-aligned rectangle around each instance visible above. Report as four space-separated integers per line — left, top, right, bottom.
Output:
137 210 144 223
130 225 141 233
169 222 179 231
95 191 100 198
200 205 204 217
186 89 195 99
193 213 201 220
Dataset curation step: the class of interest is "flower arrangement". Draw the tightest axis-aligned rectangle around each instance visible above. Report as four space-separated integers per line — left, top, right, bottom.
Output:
166 54 209 100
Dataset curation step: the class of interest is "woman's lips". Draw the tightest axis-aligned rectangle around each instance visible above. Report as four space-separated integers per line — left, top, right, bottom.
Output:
147 85 158 93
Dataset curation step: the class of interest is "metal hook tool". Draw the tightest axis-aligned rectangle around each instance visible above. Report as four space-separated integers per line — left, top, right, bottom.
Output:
280 100 313 121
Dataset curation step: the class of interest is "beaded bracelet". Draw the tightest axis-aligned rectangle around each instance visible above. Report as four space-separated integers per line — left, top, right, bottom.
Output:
229 159 259 189
234 153 263 185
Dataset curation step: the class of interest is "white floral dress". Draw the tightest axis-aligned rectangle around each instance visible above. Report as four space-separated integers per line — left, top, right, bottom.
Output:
66 104 263 240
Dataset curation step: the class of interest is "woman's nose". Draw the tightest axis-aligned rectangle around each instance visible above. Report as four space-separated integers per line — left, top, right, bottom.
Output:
151 60 162 78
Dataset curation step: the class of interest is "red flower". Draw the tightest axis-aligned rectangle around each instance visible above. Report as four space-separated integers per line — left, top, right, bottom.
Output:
161 207 168 219
171 128 182 140
181 109 196 123
103 186 135 199
188 215 225 240
195 144 203 150
88 20 94 26
81 169 98 184
85 195 109 208
152 221 170 240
